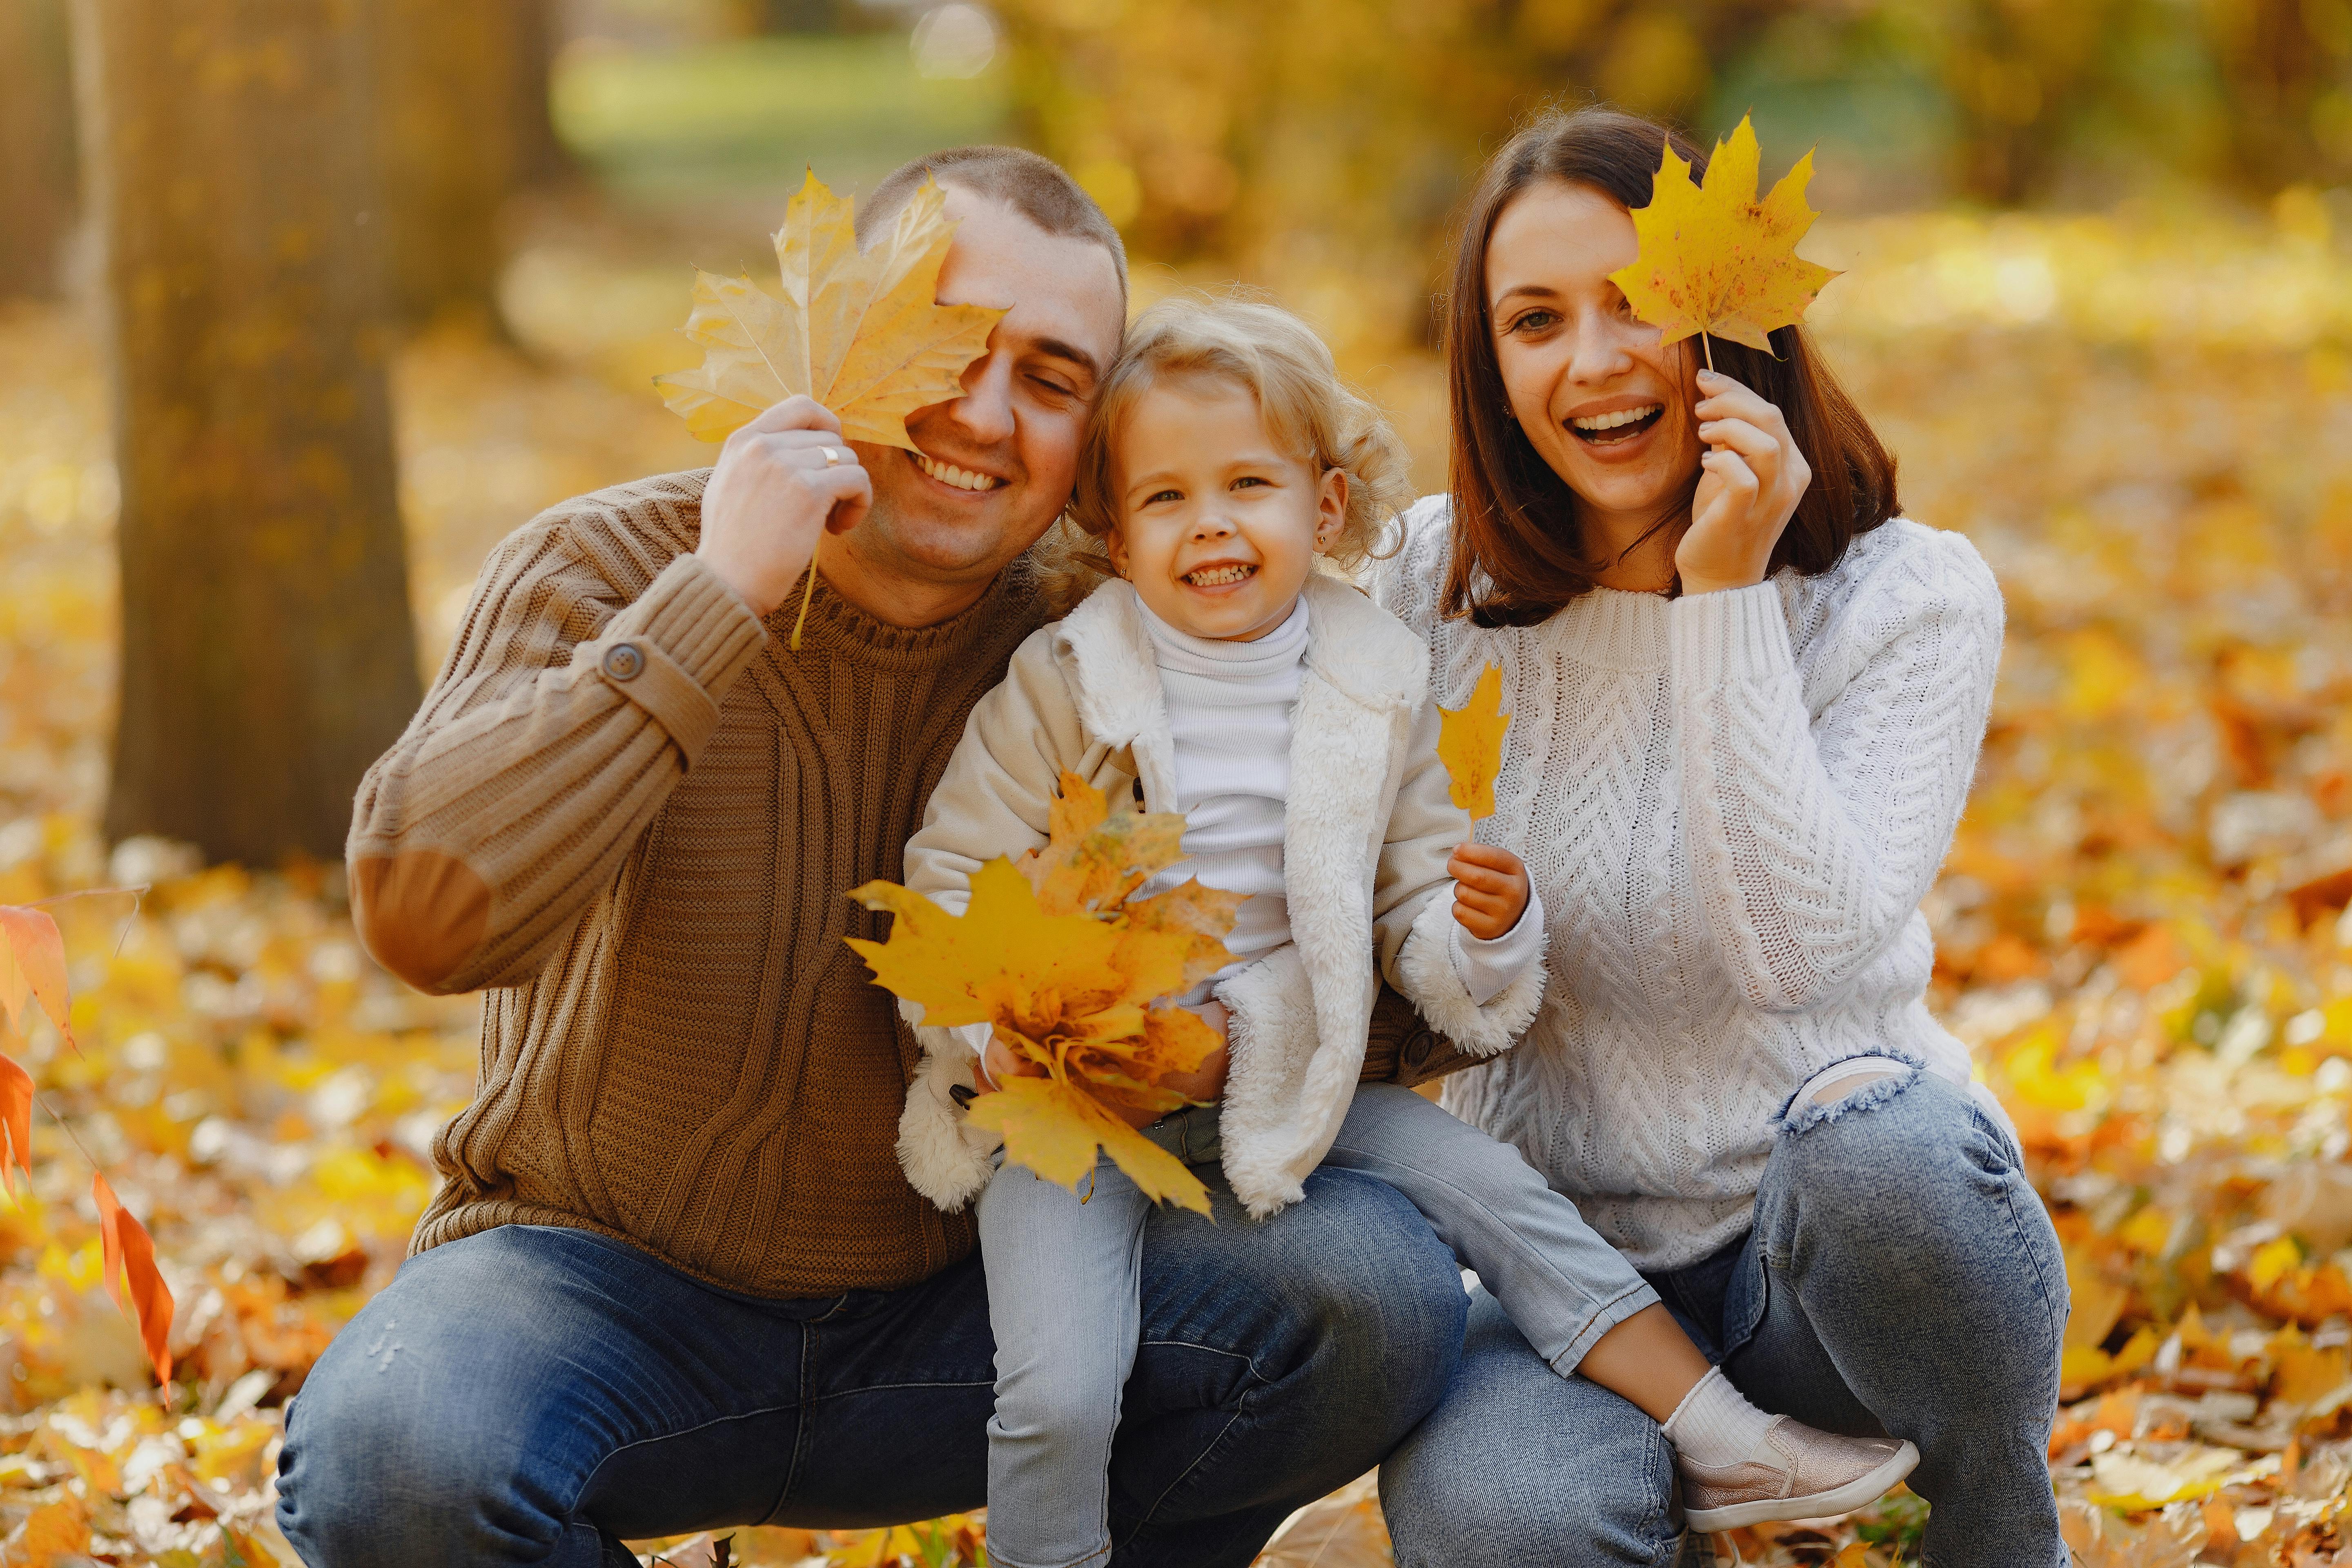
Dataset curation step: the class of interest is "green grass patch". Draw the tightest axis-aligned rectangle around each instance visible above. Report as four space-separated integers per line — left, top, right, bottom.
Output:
552 33 1011 201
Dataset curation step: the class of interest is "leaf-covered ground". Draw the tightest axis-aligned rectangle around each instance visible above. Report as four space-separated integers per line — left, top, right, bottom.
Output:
0 200 2348 1566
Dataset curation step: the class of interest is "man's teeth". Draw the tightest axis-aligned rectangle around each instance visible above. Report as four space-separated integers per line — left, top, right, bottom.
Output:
914 453 1003 491
1570 404 1661 432
1185 564 1256 586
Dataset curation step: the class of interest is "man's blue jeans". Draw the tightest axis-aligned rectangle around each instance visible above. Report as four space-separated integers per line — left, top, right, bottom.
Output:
1380 1069 2067 1568
275 1157 1467 1568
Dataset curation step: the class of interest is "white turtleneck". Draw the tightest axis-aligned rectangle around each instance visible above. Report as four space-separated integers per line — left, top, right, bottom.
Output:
1137 596 1308 980
1137 594 1541 1005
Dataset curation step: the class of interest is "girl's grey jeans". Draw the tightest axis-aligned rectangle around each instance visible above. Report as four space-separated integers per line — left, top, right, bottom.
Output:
1379 1064 2067 1568
977 1082 1662 1568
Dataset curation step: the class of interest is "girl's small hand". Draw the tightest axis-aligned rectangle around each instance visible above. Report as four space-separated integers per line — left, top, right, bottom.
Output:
1677 369 1810 595
974 1030 1047 1094
1450 843 1529 942
1120 998 1229 1127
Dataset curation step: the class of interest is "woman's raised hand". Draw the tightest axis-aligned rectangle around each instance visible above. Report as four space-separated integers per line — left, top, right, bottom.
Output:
1677 369 1811 596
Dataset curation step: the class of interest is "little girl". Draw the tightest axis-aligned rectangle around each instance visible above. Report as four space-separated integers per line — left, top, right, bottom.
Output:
890 298 1916 1567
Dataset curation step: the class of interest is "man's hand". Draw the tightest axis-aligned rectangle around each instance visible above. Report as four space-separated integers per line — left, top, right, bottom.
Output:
1450 843 1530 942
695 396 875 618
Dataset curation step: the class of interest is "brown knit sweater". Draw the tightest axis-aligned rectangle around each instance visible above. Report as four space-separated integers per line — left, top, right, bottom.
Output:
347 469 1054 1296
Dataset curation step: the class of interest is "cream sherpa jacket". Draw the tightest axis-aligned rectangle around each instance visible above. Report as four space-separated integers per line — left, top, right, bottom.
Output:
893 573 1548 1219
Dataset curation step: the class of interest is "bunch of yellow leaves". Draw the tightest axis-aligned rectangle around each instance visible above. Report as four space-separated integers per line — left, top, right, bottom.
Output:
1608 114 1839 368
654 169 1007 646
846 775 1240 1214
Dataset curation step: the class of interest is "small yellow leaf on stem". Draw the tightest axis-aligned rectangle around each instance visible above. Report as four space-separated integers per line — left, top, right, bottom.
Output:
1437 664 1511 821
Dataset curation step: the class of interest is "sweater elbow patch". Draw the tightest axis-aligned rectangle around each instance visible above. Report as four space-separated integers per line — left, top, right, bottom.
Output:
352 850 491 990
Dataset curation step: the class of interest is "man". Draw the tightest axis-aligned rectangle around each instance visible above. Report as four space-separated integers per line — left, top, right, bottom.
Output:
276 147 1468 1567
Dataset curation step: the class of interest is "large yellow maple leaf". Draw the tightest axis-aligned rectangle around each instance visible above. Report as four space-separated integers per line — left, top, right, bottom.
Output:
846 773 1242 1214
1607 115 1839 364
655 169 1007 450
1437 663 1510 821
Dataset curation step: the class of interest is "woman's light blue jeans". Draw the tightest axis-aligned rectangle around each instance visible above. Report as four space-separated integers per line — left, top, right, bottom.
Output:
979 1082 1660 1568
1379 1067 2068 1568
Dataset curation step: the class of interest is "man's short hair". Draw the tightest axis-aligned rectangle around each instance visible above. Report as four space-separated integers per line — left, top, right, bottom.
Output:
856 146 1128 303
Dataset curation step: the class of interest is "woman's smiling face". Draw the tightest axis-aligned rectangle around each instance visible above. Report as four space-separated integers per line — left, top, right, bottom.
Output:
1484 180 1704 540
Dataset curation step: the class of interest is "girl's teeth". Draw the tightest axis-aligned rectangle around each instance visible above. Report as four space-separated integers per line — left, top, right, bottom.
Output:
1187 564 1254 586
1570 404 1661 432
915 453 1002 491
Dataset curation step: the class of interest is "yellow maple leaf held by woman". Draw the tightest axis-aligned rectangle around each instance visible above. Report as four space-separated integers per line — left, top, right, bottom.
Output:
1607 114 1839 358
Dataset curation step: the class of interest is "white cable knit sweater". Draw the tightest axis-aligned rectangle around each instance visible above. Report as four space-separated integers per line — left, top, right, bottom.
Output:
1372 499 2005 1271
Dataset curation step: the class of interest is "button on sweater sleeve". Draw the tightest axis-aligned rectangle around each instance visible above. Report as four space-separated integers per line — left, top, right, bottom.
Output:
1670 536 2004 1013
347 505 767 996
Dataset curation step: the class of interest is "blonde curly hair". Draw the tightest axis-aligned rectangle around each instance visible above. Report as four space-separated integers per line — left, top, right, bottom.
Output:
1040 293 1411 615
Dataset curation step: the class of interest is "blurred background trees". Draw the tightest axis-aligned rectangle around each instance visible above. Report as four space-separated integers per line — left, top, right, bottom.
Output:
377 0 571 328
74 0 420 866
2 0 2350 864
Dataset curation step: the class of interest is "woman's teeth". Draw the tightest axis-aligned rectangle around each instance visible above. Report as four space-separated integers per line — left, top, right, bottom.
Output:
1570 404 1662 440
914 452 1002 491
1185 564 1256 587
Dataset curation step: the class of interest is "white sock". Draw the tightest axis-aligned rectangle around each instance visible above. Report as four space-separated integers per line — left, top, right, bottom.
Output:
1661 1366 1776 1468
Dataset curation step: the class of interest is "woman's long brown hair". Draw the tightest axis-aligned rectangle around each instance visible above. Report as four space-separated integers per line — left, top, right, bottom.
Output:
1441 107 1899 626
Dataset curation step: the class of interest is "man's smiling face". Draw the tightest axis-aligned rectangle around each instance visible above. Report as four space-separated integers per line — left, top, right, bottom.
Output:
842 185 1127 591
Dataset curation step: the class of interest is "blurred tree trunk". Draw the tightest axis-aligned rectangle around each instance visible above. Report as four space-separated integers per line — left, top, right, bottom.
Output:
75 0 422 867
1929 0 2123 204
379 0 571 329
510 0 574 189
2200 0 2352 191
0 0 76 299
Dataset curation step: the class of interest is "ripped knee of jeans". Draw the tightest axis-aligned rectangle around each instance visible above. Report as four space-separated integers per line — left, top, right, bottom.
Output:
1777 1054 1920 1136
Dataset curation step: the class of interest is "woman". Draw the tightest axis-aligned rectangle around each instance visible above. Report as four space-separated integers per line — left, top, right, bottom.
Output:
1372 109 2065 1568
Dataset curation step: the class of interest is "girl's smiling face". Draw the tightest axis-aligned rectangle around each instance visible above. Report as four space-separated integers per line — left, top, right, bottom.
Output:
1104 378 1345 641
1485 179 1706 547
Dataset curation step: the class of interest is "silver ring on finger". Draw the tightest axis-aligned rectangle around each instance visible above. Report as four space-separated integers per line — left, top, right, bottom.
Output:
819 446 842 467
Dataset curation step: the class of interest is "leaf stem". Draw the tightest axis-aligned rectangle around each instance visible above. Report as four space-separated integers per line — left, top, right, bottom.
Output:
30 1089 100 1174
1702 332 1714 372
789 543 820 652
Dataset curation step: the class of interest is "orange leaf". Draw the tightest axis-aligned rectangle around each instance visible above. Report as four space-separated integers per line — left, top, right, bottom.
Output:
14 1497 89 1567
1437 664 1511 820
1607 114 1838 356
0 904 73 1051
1027 769 1190 917
0 1047 31 1196
93 1171 174 1383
